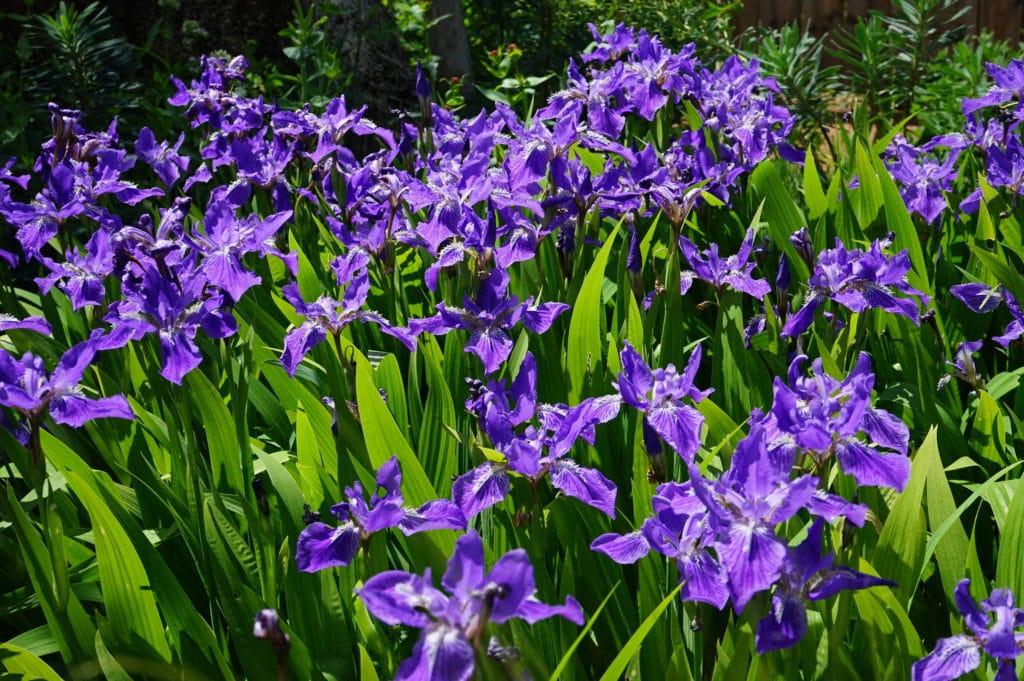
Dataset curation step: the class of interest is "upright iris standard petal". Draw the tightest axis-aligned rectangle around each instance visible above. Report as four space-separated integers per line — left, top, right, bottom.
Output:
441 532 487 603
614 342 709 461
485 550 536 623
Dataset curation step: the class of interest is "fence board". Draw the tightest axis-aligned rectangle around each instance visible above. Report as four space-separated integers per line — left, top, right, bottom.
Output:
736 0 1022 42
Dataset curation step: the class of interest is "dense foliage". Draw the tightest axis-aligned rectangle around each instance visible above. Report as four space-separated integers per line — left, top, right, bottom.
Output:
2 9 1024 681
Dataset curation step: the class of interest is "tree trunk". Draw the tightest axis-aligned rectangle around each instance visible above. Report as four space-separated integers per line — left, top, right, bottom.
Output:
428 0 473 92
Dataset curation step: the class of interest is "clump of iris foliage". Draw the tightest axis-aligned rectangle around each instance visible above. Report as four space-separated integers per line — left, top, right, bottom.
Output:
2 20 1024 681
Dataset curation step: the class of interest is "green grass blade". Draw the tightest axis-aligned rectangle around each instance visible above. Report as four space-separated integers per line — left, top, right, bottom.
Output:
598 581 683 681
550 582 621 681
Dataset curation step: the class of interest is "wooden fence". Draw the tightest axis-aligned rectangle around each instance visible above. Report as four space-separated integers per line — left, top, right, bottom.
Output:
737 1 1024 43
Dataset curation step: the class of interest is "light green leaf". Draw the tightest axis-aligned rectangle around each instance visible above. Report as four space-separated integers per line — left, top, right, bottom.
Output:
0 642 65 681
2 486 93 664
912 459 1024 605
567 220 621 403
68 471 171 662
924 431 976 599
873 427 933 605
852 142 883 228
186 370 244 494
749 161 810 283
803 149 828 219
417 334 458 492
996 475 1024 597
969 390 1007 466
359 643 381 681
354 345 438 505
872 153 930 296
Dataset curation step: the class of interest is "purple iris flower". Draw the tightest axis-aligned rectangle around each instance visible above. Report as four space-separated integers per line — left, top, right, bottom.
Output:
105 265 237 385
755 518 896 653
0 315 51 336
409 152 498 256
2 163 84 259
135 127 190 188
188 200 295 301
322 151 432 256
614 342 711 461
296 456 466 572
357 530 583 681
781 236 930 338
0 330 132 429
594 425 867 620
622 32 697 120
591 481 729 609
78 149 163 205
225 133 296 211
885 138 960 225
464 352 538 448
0 157 29 192
280 249 415 377
36 228 115 309
168 55 255 129
422 203 497 293
537 59 629 139
581 23 636 65
411 270 568 376
273 95 395 164
961 135 1024 215
912 580 1024 681
962 59 1024 118
758 353 911 491
687 427 818 612
678 227 771 299
951 283 1024 348
453 353 620 518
